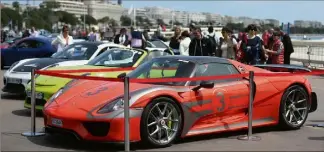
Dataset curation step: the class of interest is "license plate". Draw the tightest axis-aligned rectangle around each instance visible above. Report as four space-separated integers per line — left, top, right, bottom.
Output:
7 78 22 84
26 91 44 99
51 118 63 127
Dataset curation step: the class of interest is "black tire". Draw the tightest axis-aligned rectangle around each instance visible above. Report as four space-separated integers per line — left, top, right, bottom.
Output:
278 85 309 130
140 97 183 148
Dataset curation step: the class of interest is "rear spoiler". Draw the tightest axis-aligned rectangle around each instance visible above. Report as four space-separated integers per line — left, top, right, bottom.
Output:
253 64 311 72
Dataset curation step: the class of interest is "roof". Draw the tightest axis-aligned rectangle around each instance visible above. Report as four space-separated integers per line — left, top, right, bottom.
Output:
155 55 231 64
23 37 49 41
23 36 51 43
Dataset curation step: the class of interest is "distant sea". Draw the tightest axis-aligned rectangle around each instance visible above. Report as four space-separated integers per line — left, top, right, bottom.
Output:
290 34 324 40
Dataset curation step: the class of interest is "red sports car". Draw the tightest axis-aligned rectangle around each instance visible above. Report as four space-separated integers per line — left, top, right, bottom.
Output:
43 56 318 147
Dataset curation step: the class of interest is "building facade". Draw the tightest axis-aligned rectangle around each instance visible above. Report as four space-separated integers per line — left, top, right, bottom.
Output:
84 0 124 21
294 20 323 28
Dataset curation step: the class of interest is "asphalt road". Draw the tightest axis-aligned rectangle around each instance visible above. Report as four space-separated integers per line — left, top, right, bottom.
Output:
1 70 324 151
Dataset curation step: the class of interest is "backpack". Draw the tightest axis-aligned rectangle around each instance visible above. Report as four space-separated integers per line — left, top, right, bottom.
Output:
207 34 218 56
207 34 217 47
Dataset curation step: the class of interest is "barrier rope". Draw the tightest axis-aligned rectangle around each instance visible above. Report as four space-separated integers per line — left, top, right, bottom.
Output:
35 67 324 83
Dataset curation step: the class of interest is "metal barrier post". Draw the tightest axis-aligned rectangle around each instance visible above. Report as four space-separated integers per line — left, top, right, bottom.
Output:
22 68 45 137
237 71 261 141
307 46 311 68
124 76 130 151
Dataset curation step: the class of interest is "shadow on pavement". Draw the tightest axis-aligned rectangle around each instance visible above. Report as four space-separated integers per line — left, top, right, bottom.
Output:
1 93 25 100
308 136 324 141
309 120 324 122
26 134 145 151
175 126 282 144
12 109 43 117
26 126 287 151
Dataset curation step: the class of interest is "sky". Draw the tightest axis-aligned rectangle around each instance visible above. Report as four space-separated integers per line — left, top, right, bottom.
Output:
9 0 324 23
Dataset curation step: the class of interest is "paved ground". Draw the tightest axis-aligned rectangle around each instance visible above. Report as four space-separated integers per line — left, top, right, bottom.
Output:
1 70 324 151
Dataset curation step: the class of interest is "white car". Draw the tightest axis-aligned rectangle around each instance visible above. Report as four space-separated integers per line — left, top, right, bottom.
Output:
2 41 125 94
146 40 178 55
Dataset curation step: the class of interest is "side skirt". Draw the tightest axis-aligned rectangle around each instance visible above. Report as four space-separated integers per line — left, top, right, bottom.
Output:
185 117 276 137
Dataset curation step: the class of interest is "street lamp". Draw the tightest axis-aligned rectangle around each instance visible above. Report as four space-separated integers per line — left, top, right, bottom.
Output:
83 5 86 31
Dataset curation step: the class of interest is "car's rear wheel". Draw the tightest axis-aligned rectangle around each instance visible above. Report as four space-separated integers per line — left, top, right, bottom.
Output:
279 85 309 129
140 97 182 148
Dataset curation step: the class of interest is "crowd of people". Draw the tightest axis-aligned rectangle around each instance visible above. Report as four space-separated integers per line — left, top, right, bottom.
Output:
106 23 294 65
165 24 294 65
2 23 294 65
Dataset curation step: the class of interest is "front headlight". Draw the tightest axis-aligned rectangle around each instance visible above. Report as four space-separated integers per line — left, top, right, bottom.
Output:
97 98 124 114
46 88 63 107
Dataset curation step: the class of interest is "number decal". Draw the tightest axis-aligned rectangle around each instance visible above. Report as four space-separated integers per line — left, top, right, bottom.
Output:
86 87 108 96
216 92 225 112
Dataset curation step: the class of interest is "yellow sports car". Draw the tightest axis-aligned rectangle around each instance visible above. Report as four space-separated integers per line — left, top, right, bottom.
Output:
24 48 174 110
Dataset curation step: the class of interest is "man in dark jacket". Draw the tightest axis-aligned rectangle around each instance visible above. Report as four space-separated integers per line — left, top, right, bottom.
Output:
188 27 214 56
113 28 128 46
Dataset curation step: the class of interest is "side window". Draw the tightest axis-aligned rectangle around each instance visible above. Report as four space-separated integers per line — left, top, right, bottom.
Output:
35 41 45 48
143 60 179 78
192 63 239 85
17 40 32 48
97 47 109 56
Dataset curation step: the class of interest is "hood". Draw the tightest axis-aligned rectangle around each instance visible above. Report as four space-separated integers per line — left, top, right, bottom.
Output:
35 65 132 86
50 80 155 112
12 58 68 72
56 60 88 67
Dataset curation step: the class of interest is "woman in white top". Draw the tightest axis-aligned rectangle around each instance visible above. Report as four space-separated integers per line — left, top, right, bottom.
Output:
220 27 237 59
52 25 74 52
179 30 191 56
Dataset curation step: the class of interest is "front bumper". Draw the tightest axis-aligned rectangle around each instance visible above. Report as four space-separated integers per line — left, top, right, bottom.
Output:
43 109 143 142
2 71 31 94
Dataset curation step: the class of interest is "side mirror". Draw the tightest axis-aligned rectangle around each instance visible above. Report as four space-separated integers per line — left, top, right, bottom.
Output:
117 72 127 79
192 81 214 91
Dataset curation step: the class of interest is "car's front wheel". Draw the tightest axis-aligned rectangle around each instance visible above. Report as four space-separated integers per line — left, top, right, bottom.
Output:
140 97 182 148
279 85 309 129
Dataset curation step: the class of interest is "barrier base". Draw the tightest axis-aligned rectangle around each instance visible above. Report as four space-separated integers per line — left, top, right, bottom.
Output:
237 135 261 141
21 131 45 137
313 124 324 127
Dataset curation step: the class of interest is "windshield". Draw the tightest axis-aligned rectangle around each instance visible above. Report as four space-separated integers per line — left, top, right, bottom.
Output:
128 58 196 86
87 48 145 67
51 43 98 60
148 41 168 48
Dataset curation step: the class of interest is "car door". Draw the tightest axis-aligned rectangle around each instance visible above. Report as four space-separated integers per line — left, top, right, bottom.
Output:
189 63 250 125
16 40 42 60
34 40 48 57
